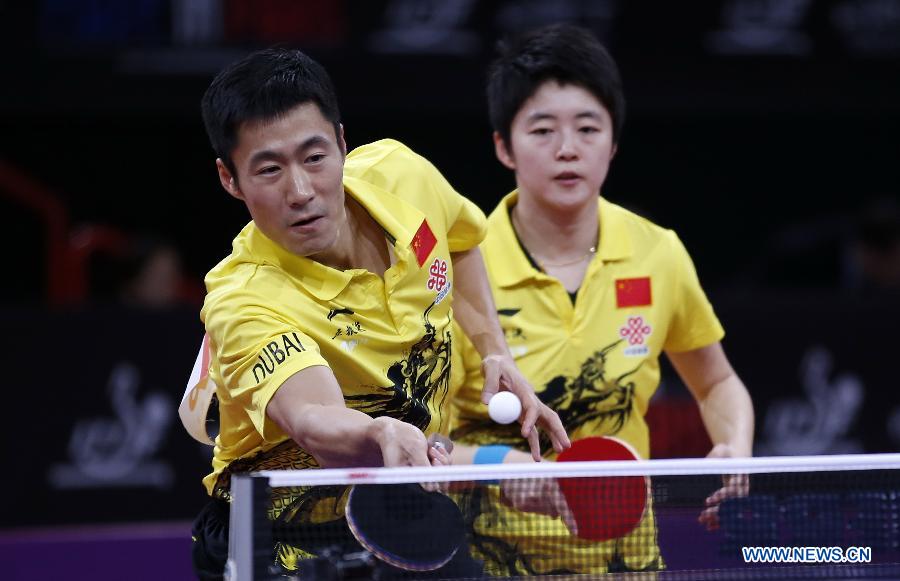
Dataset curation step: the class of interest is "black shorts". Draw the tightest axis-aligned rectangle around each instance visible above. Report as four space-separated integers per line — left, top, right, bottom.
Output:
191 498 230 581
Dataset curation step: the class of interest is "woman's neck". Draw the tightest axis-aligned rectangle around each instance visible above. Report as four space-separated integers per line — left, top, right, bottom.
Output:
511 195 599 266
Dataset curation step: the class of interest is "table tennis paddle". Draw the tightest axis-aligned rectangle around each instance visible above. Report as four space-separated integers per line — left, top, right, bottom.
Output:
179 333 218 445
555 436 649 541
345 483 465 572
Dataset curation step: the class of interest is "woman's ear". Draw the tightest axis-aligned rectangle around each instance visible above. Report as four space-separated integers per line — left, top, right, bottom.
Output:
493 131 516 171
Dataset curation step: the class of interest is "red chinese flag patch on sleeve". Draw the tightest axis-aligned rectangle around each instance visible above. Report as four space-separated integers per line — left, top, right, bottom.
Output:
411 219 437 266
615 277 652 307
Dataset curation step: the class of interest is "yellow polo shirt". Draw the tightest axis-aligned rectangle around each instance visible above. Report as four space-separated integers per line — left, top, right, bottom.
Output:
201 139 486 503
450 191 723 574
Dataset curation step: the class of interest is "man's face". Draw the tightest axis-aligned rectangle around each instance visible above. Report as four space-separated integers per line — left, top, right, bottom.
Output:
495 81 617 212
217 102 347 258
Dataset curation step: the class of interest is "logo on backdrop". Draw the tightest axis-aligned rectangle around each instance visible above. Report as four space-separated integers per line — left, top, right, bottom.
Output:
48 362 175 490
756 345 864 455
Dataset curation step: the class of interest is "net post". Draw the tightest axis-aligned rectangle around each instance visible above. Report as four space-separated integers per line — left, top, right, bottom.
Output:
226 474 272 581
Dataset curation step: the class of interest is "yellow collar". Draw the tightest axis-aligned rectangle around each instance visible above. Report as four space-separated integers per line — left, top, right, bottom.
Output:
487 191 633 288
596 196 633 262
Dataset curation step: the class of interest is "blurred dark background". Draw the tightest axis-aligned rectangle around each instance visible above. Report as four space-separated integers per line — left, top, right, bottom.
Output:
2 0 898 301
0 2 898 577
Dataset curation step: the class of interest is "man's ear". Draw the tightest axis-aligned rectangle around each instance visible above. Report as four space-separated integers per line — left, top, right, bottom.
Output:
338 123 347 158
493 132 516 170
216 159 243 201
611 142 619 160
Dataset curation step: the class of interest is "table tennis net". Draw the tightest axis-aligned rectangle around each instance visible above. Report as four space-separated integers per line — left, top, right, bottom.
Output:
226 454 900 580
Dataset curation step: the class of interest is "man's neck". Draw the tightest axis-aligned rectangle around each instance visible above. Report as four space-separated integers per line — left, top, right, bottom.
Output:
318 197 391 276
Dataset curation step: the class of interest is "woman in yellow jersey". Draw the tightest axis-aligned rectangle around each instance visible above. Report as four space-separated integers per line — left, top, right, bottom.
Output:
450 24 755 575
190 47 570 580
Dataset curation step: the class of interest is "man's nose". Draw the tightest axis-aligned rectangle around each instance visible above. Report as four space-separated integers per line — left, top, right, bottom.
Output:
286 167 314 205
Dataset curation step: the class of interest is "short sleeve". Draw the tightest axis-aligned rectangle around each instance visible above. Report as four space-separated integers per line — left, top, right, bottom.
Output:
206 288 329 441
662 232 725 353
401 150 487 252
447 195 488 253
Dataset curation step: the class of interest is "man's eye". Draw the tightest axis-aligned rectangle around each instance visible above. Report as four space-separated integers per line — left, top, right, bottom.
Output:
530 128 552 135
307 154 325 163
580 126 600 134
258 166 279 175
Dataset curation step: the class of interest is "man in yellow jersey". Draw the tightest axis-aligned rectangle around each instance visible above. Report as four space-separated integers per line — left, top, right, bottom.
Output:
190 48 569 579
450 24 755 575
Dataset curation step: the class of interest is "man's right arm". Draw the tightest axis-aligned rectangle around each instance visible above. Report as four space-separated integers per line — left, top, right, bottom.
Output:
266 364 433 469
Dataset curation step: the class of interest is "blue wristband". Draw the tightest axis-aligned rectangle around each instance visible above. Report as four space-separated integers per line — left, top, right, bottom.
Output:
473 445 512 465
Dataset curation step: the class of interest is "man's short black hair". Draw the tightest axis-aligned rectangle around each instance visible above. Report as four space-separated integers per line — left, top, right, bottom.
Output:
487 23 625 148
201 48 341 176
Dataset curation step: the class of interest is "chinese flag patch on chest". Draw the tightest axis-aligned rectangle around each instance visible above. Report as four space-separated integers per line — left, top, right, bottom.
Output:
615 277 652 308
411 219 437 267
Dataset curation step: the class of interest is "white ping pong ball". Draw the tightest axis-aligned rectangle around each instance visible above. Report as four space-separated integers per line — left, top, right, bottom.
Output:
488 391 522 424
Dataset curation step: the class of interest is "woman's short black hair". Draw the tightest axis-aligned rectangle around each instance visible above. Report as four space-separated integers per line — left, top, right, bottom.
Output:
487 23 625 147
